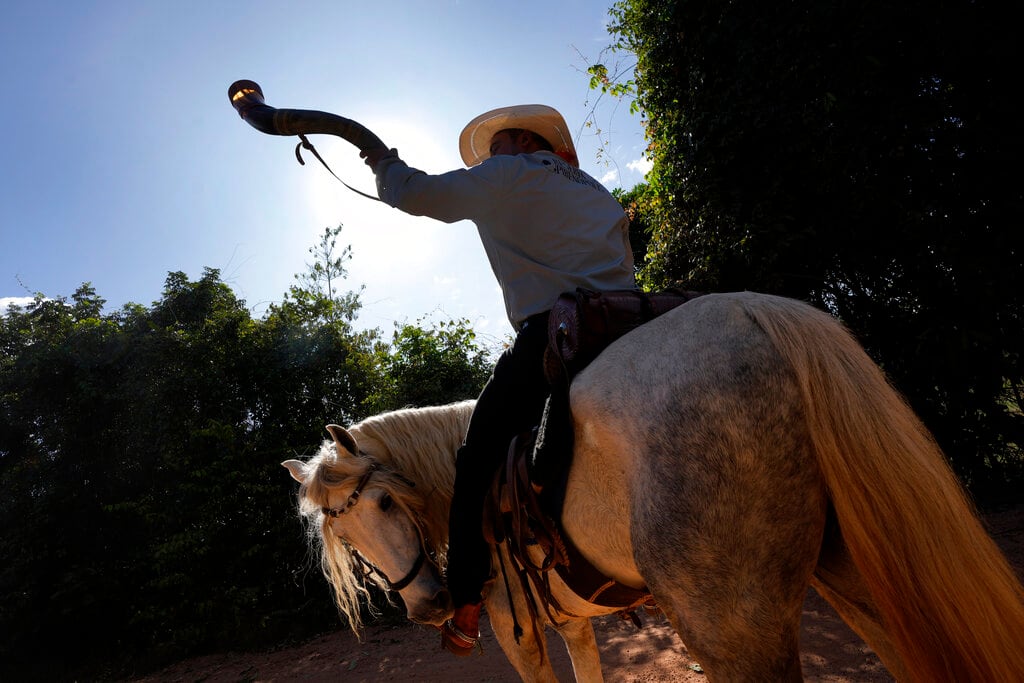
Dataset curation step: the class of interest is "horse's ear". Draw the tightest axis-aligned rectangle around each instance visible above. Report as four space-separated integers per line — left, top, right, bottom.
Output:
326 424 358 456
281 459 306 484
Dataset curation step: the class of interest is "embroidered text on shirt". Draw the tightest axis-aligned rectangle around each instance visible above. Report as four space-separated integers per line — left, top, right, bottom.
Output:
542 159 604 191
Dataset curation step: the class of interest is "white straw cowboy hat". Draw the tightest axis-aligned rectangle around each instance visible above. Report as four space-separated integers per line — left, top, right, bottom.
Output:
459 104 579 168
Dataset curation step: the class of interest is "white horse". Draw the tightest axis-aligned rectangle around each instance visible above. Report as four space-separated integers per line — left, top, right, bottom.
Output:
283 292 1024 682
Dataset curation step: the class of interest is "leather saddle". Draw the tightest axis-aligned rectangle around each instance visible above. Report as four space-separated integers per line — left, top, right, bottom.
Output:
482 287 701 638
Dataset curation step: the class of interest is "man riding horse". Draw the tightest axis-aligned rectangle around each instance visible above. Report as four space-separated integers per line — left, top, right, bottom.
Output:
361 104 636 655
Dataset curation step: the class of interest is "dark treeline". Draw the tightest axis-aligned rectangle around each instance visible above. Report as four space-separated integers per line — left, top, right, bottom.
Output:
0 227 493 679
606 0 1022 498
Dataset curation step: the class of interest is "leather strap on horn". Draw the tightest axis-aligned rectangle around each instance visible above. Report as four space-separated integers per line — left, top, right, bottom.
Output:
296 134 382 202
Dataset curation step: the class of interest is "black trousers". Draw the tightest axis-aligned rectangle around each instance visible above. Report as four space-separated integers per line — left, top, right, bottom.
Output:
446 312 550 607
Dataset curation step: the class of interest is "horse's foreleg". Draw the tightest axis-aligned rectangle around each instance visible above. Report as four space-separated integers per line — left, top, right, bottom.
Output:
553 617 602 682
483 547 559 682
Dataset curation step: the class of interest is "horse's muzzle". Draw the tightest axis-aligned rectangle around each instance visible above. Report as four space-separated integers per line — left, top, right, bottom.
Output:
407 587 452 627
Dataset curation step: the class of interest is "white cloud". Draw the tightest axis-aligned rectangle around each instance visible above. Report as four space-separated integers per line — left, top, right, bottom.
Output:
1 296 38 312
627 157 653 175
600 169 619 185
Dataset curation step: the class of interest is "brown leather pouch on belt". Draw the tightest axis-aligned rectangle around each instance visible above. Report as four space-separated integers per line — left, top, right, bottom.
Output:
544 287 702 384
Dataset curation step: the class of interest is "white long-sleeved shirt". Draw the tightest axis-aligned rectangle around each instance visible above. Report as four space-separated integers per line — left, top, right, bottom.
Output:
374 150 636 329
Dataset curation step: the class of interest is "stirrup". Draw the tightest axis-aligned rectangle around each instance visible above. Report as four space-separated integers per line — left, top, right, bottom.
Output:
441 618 481 657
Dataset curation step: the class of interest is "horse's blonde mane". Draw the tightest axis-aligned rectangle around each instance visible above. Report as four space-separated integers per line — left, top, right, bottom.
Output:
348 401 474 523
294 400 475 632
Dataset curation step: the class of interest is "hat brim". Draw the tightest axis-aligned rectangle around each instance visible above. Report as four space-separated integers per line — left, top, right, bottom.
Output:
459 104 578 167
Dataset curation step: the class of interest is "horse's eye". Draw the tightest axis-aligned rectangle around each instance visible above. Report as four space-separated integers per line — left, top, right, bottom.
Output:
380 492 393 512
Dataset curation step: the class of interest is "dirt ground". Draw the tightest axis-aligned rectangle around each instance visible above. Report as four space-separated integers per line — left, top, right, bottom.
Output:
135 505 1022 682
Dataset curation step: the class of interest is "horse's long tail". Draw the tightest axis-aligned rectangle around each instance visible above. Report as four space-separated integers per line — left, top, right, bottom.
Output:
743 293 1024 683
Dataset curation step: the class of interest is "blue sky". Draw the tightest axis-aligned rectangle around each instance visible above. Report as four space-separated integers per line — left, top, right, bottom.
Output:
0 1 650 346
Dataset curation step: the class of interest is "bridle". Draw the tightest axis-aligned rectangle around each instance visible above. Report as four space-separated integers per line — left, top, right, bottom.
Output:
322 463 379 518
353 543 427 592
321 462 429 593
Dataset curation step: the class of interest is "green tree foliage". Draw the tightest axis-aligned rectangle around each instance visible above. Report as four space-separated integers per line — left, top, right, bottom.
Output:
282 224 364 333
367 319 493 414
604 0 1023 498
0 226 491 678
612 185 655 283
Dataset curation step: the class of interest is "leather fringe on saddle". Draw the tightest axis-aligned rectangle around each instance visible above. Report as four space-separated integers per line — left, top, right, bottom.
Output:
483 287 702 644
